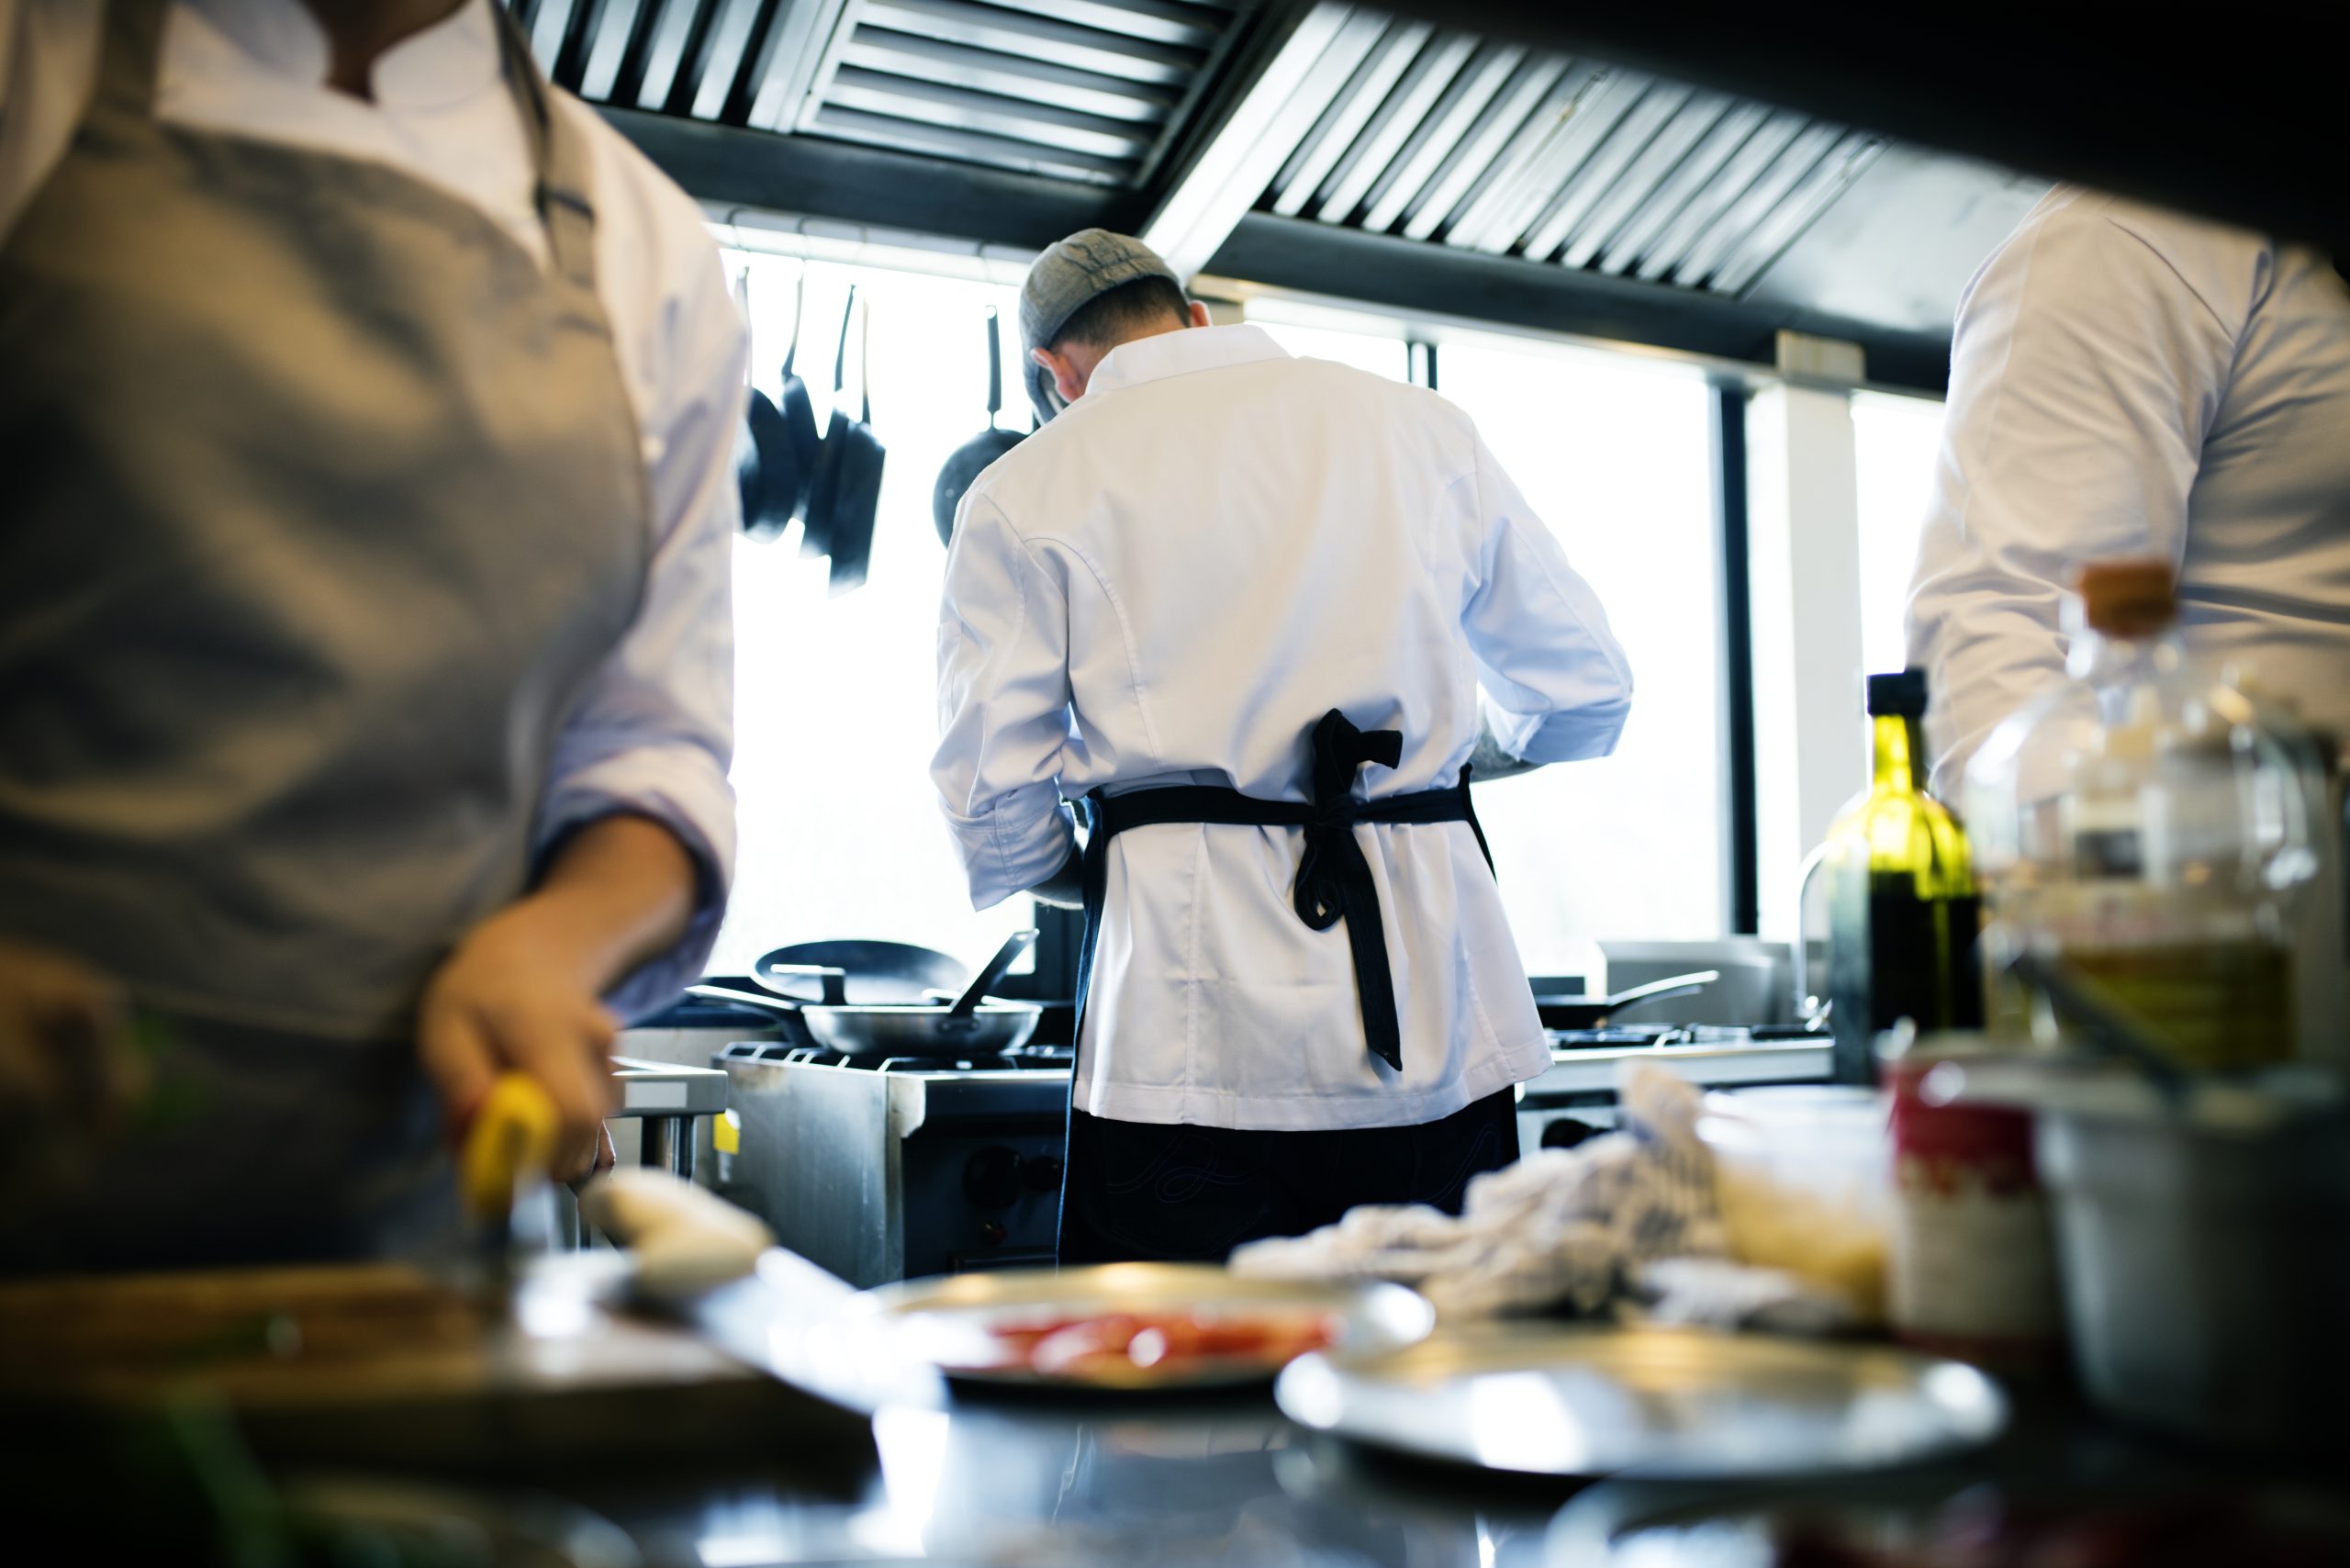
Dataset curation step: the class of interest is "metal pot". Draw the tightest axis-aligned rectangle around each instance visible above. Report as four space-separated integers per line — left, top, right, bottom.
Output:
1948 1048 2350 1450
2033 1081 2350 1449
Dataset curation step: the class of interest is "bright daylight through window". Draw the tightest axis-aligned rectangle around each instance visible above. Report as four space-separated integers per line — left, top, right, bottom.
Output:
710 249 1034 978
711 248 1730 983
1437 338 1723 970
1851 390 1948 680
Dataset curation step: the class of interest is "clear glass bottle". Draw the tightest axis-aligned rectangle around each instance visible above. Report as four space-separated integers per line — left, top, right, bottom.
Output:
1964 560 2319 1070
1823 668 1986 1083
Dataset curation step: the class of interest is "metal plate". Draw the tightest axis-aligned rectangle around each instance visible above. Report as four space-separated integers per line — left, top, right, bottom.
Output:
856 1264 1437 1391
1274 1324 2007 1478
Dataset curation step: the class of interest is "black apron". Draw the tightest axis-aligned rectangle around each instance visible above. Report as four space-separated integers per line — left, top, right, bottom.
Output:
1071 709 1494 1074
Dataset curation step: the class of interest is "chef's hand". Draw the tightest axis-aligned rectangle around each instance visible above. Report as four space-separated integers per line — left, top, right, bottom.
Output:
418 813 699 1182
0 939 142 1180
1030 844 1086 911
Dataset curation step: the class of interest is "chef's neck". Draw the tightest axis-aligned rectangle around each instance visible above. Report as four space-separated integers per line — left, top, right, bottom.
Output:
1037 298 1213 403
298 0 468 100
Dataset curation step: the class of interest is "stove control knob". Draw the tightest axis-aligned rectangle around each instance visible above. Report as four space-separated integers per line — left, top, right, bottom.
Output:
963 1146 1024 1209
1023 1154 1064 1193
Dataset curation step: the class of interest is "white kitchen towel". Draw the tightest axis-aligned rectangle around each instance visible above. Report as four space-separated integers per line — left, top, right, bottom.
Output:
1230 1062 1730 1316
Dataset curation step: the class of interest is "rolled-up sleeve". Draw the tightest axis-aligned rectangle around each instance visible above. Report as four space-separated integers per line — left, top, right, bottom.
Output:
1905 197 2248 794
932 490 1078 910
535 241 744 1020
1461 432 1635 763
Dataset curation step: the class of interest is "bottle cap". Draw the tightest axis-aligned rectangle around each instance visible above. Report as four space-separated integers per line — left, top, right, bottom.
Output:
1866 667 1929 717
2076 558 2176 637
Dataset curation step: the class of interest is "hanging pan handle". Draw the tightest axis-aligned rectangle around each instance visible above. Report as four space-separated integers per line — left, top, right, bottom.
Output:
783 263 807 378
984 306 1002 422
832 283 856 398
860 290 873 426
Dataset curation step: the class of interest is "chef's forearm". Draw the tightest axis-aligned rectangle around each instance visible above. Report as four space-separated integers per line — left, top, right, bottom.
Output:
519 813 699 992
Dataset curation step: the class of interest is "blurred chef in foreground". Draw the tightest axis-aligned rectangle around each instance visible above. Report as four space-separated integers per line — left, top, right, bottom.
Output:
0 0 741 1269
1907 185 2350 790
933 230 1631 1264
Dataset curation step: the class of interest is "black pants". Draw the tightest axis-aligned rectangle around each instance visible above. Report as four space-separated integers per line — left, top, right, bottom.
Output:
1057 1089 1520 1265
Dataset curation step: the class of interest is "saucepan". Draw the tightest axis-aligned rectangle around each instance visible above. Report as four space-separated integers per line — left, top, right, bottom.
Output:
689 930 1041 1059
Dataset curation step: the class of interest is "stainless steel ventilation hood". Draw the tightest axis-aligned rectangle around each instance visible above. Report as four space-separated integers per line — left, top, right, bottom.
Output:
509 1 2055 393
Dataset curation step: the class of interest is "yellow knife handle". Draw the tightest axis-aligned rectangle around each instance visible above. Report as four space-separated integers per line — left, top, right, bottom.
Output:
459 1073 560 1220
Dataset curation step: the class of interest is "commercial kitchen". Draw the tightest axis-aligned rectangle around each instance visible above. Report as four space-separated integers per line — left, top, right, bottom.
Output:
3 2 2345 1565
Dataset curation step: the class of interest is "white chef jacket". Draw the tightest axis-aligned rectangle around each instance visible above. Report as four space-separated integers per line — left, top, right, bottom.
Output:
0 0 744 1016
1906 185 2350 795
933 325 1632 1131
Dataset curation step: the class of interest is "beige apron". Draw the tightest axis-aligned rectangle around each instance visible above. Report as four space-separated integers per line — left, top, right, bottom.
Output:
0 1 650 1267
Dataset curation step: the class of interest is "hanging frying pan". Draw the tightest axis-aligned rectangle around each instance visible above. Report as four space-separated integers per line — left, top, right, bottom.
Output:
932 306 1026 547
806 288 884 595
734 266 821 541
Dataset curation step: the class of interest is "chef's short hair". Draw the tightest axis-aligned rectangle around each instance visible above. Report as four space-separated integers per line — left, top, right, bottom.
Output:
1049 276 1191 353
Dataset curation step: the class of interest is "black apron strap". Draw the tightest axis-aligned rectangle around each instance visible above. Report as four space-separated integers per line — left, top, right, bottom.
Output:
1070 709 1495 1075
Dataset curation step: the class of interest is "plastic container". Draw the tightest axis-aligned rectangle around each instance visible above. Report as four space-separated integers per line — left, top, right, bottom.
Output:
1964 560 2323 1070
1696 1087 1892 1321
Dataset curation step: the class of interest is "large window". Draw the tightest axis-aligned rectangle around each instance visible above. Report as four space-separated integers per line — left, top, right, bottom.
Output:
710 250 1035 977
708 251 1733 989
1851 390 1947 678
1436 339 1722 971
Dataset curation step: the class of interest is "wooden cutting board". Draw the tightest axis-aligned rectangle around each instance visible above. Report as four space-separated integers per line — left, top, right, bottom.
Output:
0 1257 877 1489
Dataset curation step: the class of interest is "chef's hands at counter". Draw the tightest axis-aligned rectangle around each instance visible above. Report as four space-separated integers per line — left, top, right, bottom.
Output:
419 813 698 1182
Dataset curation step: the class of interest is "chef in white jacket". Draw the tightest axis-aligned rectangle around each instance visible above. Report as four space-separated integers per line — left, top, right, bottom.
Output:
1907 185 2350 792
0 0 740 1270
933 230 1632 1264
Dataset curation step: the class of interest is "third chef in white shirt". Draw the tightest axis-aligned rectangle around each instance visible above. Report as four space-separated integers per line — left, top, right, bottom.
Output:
933 231 1632 1263
1907 185 2350 793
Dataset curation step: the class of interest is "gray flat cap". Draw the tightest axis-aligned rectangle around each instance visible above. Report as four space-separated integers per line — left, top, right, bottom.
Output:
1020 229 1181 424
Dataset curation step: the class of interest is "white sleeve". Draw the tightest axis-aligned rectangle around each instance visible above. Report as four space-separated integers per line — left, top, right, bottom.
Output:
1905 196 2254 793
1461 431 1635 765
931 491 1079 911
535 232 745 1021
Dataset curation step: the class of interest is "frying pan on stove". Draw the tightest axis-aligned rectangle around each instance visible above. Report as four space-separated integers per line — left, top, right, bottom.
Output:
688 932 1041 1058
1533 970 1719 1031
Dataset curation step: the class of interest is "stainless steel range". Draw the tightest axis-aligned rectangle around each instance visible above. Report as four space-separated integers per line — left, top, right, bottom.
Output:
1518 1025 1834 1151
714 1041 1071 1288
713 1023 1833 1289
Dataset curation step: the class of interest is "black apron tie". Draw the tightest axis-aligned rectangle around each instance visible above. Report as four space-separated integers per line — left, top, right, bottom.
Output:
1072 708 1494 1074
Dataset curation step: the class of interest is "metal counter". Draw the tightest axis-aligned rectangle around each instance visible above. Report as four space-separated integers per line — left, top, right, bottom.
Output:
588 1249 2331 1568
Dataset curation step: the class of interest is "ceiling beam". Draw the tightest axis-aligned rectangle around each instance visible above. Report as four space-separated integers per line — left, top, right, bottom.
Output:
599 106 1141 250
1138 3 1378 278
1205 212 1952 394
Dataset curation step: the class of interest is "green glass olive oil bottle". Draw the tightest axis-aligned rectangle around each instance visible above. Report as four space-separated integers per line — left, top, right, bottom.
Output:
1825 669 1985 1082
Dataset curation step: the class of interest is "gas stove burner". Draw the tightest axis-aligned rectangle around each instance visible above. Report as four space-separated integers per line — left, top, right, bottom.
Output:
1550 1025 1683 1049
